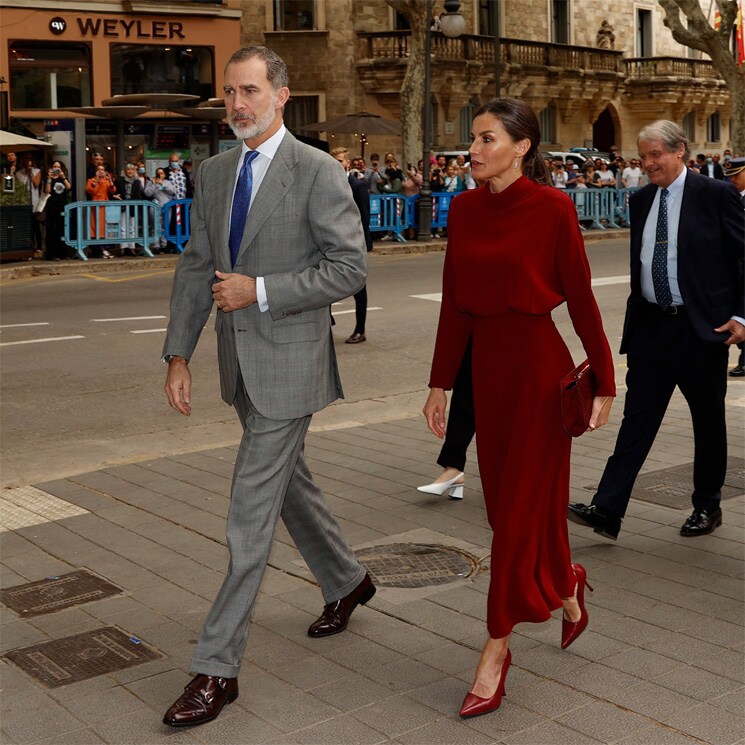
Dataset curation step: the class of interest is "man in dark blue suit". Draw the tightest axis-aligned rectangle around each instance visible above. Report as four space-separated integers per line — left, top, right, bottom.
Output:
331 146 373 344
569 120 744 540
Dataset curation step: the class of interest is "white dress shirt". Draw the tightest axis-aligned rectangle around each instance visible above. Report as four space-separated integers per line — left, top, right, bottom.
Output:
640 167 687 307
230 124 287 312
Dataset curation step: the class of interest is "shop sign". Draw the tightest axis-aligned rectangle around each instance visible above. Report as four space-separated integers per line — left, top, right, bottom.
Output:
76 18 185 39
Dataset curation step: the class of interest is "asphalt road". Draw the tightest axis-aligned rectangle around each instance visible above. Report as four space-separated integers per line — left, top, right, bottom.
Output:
1 239 636 487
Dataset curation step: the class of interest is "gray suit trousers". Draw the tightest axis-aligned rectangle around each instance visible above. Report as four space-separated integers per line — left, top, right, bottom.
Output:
191 381 366 678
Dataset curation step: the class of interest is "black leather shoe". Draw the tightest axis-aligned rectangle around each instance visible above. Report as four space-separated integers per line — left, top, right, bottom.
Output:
680 507 722 537
163 674 238 728
345 332 366 344
308 573 376 637
568 503 621 540
729 365 745 377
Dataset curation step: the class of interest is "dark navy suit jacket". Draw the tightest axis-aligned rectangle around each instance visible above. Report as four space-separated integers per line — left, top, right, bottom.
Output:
621 168 744 354
348 174 372 252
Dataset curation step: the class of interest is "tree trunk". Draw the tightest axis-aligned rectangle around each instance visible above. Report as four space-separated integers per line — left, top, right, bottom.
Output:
385 0 428 167
658 0 745 153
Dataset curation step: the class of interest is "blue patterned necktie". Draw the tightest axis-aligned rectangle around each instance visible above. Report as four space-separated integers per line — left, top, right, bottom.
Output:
229 150 260 266
652 187 672 310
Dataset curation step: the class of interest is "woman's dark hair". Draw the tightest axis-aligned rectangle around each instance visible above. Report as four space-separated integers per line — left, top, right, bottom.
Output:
474 97 549 185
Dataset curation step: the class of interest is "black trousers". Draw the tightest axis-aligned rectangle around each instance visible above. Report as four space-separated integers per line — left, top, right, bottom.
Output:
352 285 367 335
593 304 728 518
437 338 475 472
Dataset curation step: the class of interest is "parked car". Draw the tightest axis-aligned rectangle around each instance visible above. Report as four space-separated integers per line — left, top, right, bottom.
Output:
541 150 611 169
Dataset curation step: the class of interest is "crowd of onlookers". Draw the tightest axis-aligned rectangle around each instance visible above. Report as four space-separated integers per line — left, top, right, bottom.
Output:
1 149 194 260
547 145 738 190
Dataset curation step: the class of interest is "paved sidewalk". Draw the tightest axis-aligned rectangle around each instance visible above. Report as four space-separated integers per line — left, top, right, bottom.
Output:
1 381 743 744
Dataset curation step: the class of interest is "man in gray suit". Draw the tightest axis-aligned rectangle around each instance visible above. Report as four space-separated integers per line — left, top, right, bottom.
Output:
162 46 375 728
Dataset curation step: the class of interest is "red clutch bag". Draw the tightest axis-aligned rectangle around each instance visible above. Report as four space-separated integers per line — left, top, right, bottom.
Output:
560 360 598 437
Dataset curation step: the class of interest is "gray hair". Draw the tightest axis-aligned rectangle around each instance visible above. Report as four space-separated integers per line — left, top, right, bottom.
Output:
225 46 289 90
638 120 690 162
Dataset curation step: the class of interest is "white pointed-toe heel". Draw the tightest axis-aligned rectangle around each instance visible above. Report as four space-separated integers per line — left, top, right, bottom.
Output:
417 472 465 498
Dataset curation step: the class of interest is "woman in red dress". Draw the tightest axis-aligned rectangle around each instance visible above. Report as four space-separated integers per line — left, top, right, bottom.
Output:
423 98 616 719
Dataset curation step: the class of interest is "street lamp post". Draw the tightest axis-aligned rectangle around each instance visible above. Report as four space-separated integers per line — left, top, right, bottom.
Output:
417 0 465 241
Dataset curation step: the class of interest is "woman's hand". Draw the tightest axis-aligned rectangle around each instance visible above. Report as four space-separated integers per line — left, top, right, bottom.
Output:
423 387 448 438
588 396 613 431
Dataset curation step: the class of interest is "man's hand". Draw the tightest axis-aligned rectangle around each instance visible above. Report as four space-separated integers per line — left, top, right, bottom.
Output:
423 388 448 439
164 357 191 416
714 319 745 345
213 271 257 312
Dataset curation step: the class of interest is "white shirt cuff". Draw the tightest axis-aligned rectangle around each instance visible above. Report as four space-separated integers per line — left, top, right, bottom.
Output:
732 315 745 327
256 276 269 312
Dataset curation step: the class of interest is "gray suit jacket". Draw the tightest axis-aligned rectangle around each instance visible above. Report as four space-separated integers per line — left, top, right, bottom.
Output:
163 131 367 419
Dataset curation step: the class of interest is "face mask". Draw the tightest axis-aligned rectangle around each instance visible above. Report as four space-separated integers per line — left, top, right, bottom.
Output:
170 162 181 170
706 157 713 164
138 168 145 175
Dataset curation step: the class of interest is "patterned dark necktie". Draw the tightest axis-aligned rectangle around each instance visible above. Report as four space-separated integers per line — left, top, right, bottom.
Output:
229 150 260 266
652 188 672 310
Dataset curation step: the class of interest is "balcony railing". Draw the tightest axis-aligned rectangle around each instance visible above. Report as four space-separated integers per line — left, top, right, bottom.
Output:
359 32 724 82
625 57 721 80
358 32 624 74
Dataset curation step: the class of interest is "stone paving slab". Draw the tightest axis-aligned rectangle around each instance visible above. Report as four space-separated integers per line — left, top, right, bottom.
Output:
0 384 743 744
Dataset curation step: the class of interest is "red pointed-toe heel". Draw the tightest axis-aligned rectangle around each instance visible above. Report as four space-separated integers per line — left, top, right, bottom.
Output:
561 563 594 650
459 650 512 719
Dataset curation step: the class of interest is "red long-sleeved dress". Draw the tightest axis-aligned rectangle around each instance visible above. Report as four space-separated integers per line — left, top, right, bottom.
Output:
429 176 615 638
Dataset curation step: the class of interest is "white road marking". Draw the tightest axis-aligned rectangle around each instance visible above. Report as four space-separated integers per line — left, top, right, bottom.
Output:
0 336 84 347
333 307 383 316
410 293 442 302
130 328 168 334
92 316 166 322
0 322 50 329
0 486 89 532
592 275 630 287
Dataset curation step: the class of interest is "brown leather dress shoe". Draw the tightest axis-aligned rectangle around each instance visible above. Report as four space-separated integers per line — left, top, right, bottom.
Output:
308 573 376 637
345 332 366 344
163 674 238 728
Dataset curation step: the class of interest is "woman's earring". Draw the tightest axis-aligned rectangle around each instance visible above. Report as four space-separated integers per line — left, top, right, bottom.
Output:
513 158 520 169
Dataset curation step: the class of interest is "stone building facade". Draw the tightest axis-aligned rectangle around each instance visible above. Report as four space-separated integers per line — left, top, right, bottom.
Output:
242 0 731 161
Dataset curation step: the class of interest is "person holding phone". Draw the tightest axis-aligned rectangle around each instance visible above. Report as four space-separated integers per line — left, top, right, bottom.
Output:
44 161 72 260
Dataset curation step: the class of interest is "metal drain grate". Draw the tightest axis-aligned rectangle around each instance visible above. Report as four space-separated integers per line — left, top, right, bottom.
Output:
356 543 478 588
0 569 122 618
4 626 161 688
631 457 744 509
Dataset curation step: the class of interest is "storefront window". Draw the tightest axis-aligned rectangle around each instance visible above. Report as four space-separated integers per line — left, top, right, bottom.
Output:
274 0 315 30
9 43 91 109
110 45 214 99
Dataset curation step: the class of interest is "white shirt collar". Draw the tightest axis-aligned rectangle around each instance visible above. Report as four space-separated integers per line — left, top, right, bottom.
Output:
664 166 687 200
240 124 286 161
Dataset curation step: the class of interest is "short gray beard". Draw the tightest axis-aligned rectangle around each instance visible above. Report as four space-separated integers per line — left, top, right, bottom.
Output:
229 100 276 141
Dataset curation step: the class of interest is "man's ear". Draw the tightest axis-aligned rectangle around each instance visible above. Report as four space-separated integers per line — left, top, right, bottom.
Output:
276 87 290 109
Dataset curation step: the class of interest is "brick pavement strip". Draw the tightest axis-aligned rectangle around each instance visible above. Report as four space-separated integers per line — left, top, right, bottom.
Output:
0 385 743 744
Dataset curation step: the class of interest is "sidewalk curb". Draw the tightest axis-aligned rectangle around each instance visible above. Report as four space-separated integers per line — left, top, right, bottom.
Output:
0 230 629 280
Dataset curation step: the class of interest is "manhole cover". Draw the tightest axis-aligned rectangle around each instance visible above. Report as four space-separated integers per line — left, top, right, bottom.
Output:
0 569 122 617
4 627 161 688
356 543 477 588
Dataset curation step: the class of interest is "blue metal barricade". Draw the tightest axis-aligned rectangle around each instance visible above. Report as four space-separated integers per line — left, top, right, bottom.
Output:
564 187 640 229
369 194 410 242
63 200 160 260
161 199 192 252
